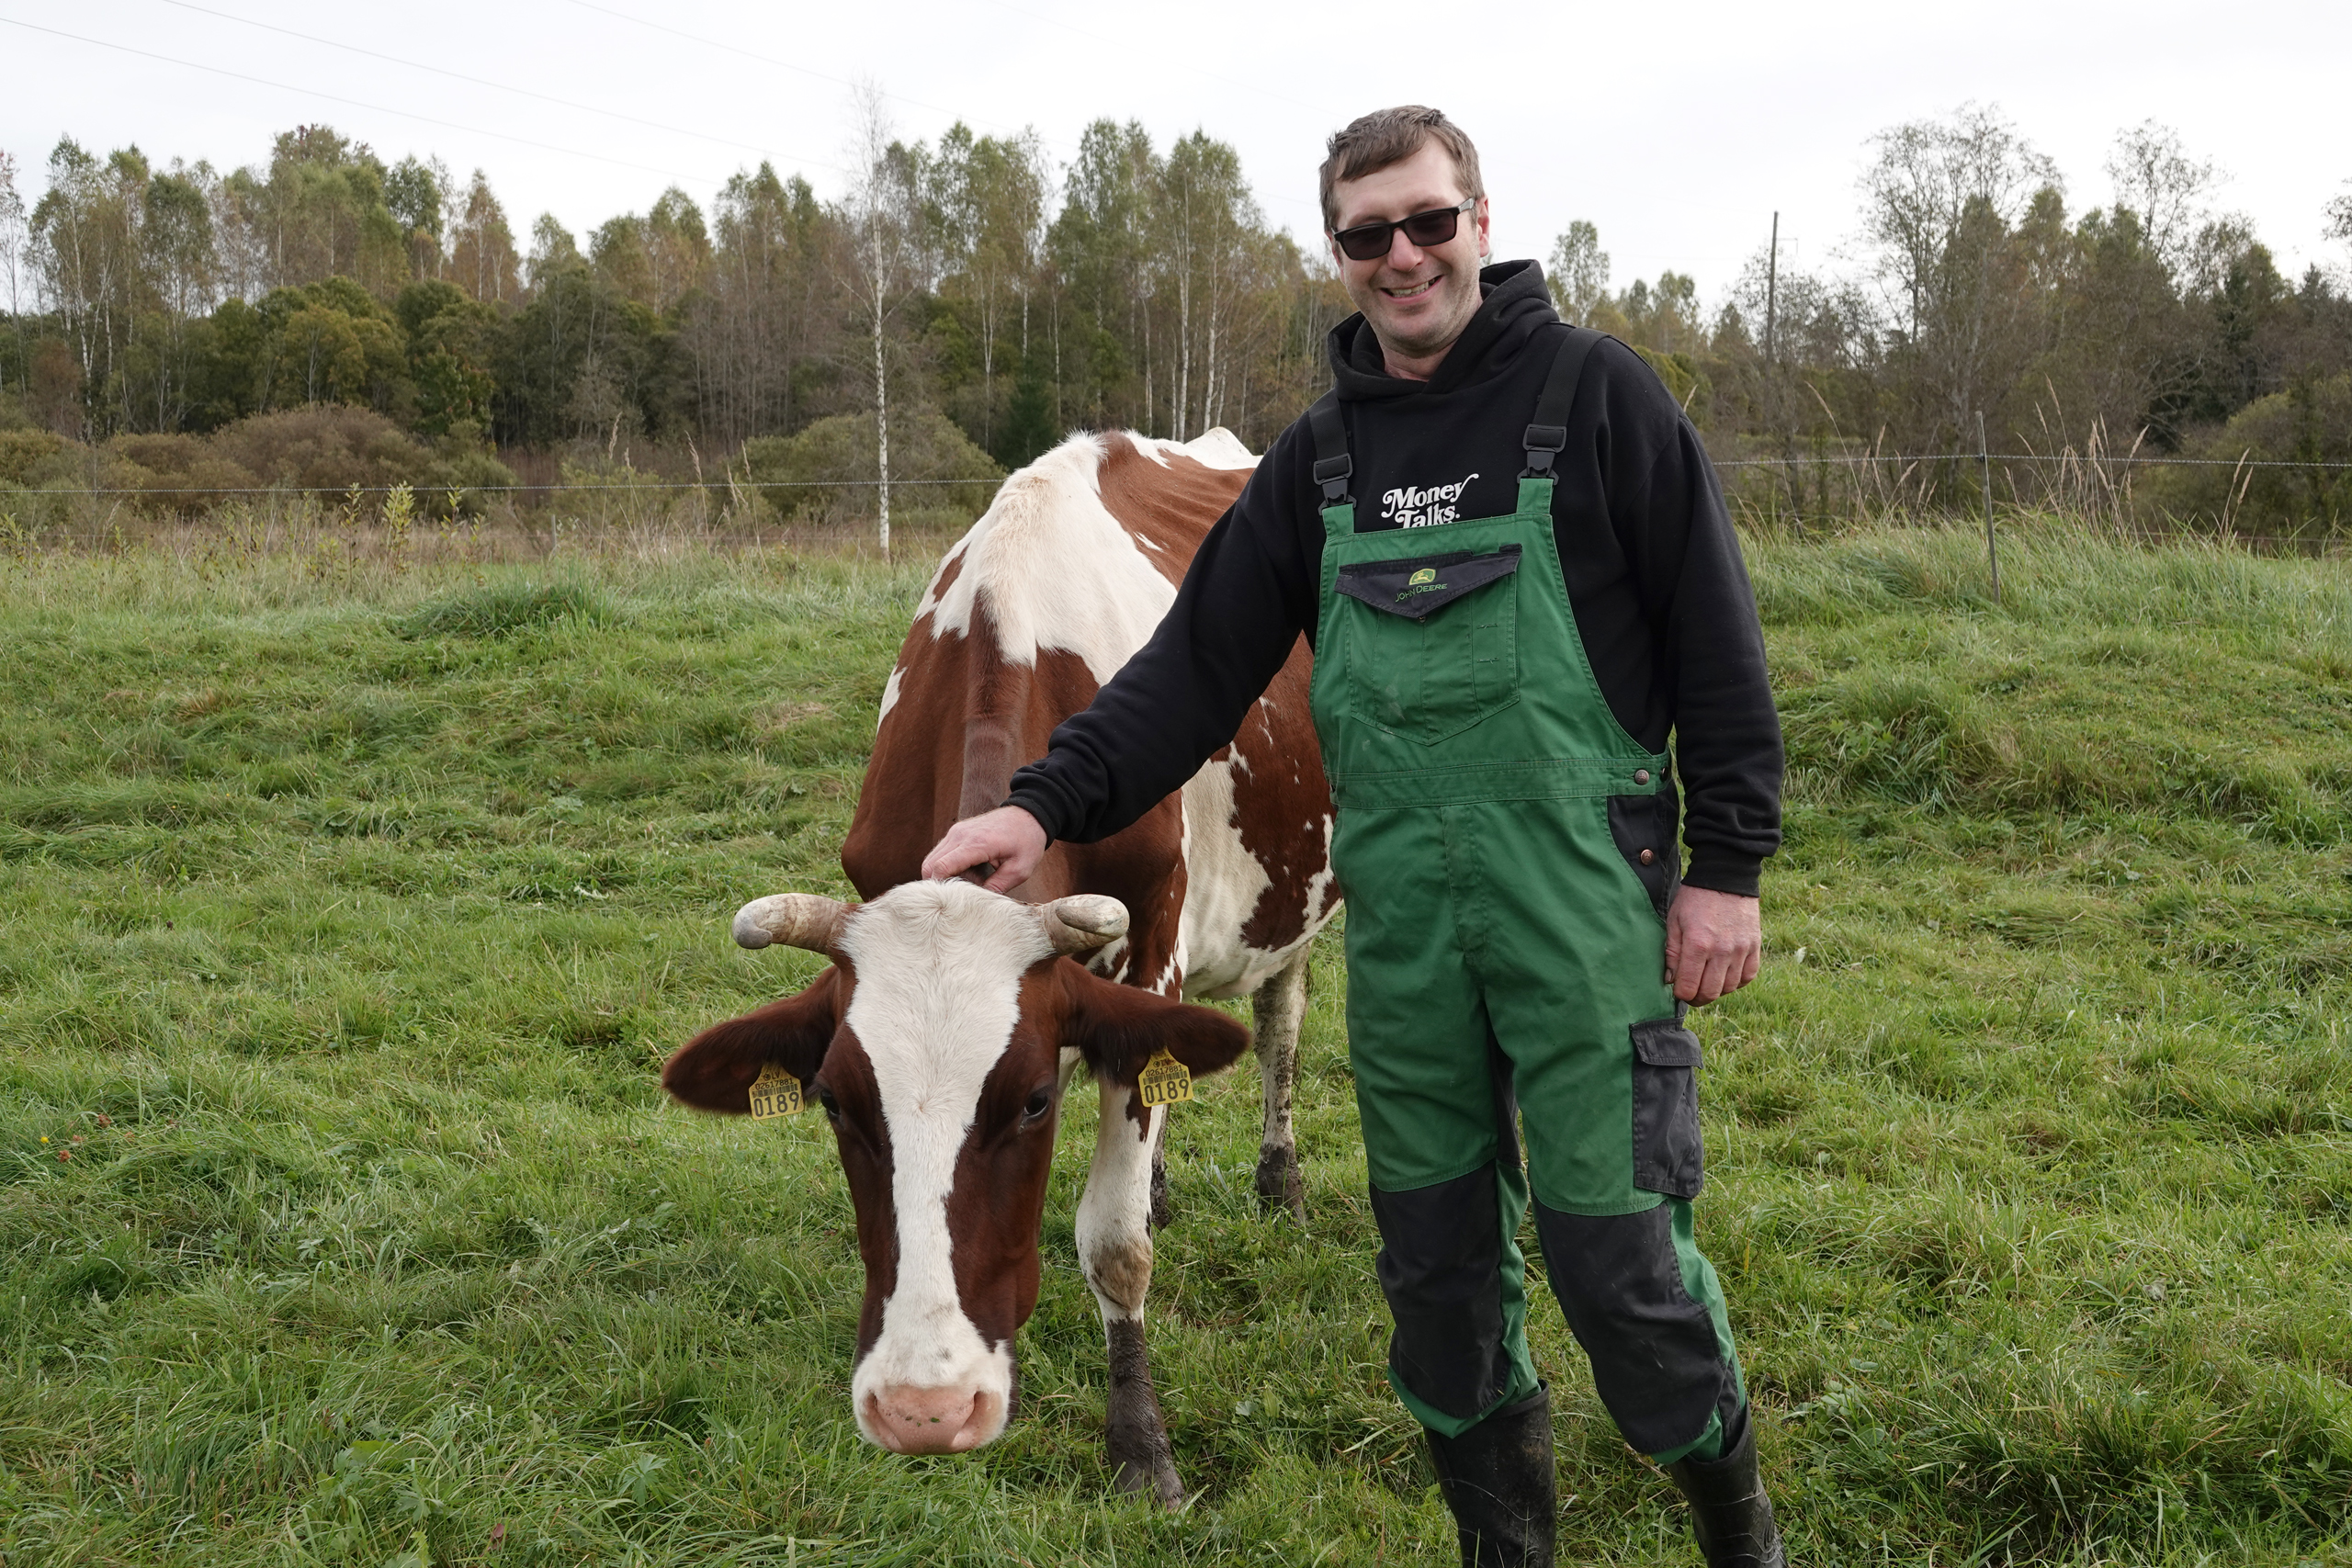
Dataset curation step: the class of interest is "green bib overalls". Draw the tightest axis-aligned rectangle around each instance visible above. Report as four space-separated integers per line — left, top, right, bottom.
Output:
1306 330 1746 1461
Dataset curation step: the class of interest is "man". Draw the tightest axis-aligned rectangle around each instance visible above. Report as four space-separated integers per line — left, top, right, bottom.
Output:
924 106 1784 1568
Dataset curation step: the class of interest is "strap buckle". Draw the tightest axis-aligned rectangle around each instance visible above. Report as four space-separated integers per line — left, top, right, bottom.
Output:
1521 423 1566 479
1312 454 1354 507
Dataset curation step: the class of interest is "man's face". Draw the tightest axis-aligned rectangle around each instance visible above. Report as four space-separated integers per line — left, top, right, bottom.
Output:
1328 141 1491 372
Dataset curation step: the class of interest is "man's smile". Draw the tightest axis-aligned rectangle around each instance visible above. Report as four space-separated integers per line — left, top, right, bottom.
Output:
1382 277 1442 299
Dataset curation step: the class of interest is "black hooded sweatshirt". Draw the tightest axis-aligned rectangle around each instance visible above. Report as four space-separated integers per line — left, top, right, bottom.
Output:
1006 259 1782 897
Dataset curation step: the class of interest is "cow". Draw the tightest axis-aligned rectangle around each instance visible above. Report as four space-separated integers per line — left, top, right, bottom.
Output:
662 429 1340 1503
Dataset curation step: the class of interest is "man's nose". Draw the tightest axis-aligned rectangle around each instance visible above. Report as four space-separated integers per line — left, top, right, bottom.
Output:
1387 227 1427 269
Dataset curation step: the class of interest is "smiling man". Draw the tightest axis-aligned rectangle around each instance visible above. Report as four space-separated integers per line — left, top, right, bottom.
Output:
923 106 1785 1567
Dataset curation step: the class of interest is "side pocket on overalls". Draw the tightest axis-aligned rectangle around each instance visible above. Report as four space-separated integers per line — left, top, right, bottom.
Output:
1630 1017 1703 1198
1606 789 1681 920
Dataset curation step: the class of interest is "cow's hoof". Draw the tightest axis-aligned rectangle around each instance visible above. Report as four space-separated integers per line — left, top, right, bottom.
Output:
1114 1455 1187 1510
1254 1146 1305 1221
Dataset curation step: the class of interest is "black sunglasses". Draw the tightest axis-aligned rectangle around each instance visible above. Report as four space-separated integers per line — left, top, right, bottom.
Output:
1329 199 1476 262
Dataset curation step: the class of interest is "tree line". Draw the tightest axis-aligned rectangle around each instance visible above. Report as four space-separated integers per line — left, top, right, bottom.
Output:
1555 110 2352 533
1 104 2348 536
0 109 1344 532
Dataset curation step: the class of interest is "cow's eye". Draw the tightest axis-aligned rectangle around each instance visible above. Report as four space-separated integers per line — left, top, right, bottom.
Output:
814 1083 841 1122
1023 1087 1054 1123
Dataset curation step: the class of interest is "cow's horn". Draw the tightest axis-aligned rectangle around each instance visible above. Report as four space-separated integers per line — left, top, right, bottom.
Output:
732 893 850 953
1038 895 1129 954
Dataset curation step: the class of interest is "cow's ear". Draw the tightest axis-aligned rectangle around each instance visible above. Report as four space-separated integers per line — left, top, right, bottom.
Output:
662 967 842 1113
1063 961 1252 1088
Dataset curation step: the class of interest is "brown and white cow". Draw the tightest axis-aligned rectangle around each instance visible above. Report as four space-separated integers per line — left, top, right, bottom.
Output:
663 430 1340 1502
847 426 1338 1215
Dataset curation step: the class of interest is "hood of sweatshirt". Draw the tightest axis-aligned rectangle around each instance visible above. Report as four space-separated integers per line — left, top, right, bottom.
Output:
1327 259 1562 403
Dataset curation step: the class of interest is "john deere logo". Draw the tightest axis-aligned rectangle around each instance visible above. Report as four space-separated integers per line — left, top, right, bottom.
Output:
1397 565 1447 604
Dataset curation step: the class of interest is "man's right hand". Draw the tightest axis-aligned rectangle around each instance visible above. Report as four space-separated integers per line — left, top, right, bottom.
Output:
920 806 1049 894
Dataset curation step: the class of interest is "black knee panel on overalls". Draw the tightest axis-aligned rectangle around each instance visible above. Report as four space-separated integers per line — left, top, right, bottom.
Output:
1532 1201 1742 1455
1370 1163 1518 1422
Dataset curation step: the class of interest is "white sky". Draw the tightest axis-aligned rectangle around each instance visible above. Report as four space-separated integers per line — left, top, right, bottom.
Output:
5 0 2349 310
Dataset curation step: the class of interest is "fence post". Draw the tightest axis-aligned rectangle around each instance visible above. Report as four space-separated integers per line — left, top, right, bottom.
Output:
1977 411 2001 605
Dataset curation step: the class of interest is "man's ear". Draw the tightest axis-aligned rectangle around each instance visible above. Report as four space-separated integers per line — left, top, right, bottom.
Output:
662 967 842 1113
1062 961 1251 1087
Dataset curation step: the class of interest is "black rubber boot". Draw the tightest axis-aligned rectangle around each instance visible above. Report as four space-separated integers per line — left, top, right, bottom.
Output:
1664 1410 1785 1568
1423 1385 1556 1568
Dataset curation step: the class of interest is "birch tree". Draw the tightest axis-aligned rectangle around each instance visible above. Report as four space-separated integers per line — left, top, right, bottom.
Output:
840 84 929 558
0 151 25 403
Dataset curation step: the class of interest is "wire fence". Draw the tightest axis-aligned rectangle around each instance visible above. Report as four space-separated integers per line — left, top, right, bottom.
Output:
4 447 2347 558
0 478 988 496
10 451 2351 497
1713 443 2352 555
1715 453 2352 470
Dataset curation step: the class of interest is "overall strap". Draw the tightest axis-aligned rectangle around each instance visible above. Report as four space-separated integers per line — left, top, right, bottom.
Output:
1521 326 1607 479
1307 387 1354 507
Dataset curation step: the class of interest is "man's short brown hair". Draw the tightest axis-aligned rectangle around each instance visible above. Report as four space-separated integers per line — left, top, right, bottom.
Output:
1319 107 1485 231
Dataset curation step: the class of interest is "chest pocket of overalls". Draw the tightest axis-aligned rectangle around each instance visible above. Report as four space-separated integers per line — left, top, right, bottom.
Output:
1333 545 1522 745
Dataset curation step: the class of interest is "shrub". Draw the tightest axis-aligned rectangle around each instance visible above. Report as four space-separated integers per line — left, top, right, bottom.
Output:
207 406 515 517
0 428 66 487
103 433 263 515
738 407 1003 527
2148 374 2352 538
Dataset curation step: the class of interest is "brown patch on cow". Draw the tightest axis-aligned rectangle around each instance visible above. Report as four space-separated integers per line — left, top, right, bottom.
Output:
952 597 1032 821
811 1027 901 1363
1063 960 1251 1088
1095 435 1250 589
925 542 967 603
922 958 1250 1352
940 970 1070 1351
662 966 847 1111
843 590 1189 1004
1229 638 1337 953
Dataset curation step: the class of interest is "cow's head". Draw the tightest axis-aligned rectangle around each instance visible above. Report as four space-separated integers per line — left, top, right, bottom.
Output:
662 878 1250 1456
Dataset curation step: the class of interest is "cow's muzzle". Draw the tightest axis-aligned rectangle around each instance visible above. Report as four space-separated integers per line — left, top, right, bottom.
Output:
861 1383 1008 1455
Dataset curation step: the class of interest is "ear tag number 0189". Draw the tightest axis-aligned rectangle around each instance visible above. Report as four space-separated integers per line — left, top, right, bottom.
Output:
748 1064 803 1120
1136 1049 1193 1109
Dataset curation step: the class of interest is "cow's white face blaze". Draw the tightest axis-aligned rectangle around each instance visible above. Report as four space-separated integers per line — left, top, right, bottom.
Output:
833 880 1057 1453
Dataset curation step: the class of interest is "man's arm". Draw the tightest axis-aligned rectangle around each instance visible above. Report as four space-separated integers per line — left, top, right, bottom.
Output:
925 431 1319 884
1607 366 1782 1003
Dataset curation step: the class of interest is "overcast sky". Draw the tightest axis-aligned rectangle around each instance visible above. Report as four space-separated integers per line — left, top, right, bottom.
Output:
6 0 2349 309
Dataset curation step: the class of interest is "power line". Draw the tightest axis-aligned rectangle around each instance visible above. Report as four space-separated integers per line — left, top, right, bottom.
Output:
0 14 718 190
148 0 845 177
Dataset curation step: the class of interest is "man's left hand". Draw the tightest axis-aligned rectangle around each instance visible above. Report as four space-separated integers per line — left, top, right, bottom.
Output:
1664 886 1761 1006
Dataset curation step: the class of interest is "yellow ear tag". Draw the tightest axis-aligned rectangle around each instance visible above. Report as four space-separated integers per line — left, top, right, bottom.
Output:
1136 1049 1193 1109
747 1064 803 1120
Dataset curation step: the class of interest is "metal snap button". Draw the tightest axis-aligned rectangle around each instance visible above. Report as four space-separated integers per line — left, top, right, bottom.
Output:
1638 849 1656 865
1634 768 1651 785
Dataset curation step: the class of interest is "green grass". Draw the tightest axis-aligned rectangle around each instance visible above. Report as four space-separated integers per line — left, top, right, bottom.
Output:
2 523 2349 1565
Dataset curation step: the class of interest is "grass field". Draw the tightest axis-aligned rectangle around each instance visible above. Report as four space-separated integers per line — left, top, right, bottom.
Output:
3 523 2350 1566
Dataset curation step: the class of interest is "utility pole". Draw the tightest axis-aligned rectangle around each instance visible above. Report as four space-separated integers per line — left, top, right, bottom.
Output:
1766 213 1799 527
1977 410 2001 605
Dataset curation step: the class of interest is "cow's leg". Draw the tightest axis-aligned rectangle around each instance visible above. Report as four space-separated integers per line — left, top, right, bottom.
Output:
1148 1119 1171 1230
1075 1078 1184 1506
1250 944 1311 1219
